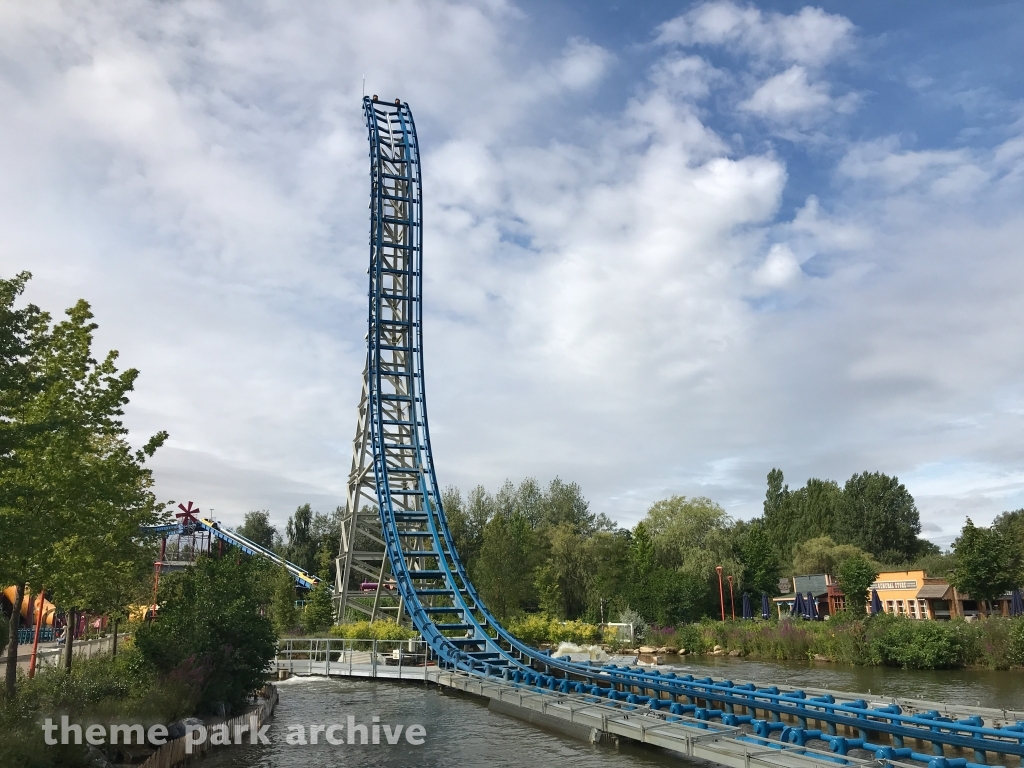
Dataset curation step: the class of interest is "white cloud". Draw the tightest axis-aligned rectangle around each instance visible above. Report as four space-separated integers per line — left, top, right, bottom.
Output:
739 65 830 118
753 244 801 288
657 1 854 67
838 138 989 195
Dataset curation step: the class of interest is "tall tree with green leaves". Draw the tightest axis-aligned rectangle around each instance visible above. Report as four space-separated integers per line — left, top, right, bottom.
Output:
950 519 1021 616
236 510 278 550
1 278 166 691
739 521 782 596
533 523 590 619
993 509 1024 556
837 555 879 615
838 472 921 561
270 567 299 635
302 580 335 634
475 511 536 619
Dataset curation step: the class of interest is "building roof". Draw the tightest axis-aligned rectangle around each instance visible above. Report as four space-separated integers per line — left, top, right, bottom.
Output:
916 584 952 600
794 574 830 595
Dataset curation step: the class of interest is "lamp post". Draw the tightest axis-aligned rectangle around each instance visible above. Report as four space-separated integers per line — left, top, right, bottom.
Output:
715 566 725 622
727 575 736 620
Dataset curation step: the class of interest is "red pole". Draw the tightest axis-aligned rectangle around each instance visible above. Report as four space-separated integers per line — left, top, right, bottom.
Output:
715 566 725 621
727 575 736 620
28 586 45 678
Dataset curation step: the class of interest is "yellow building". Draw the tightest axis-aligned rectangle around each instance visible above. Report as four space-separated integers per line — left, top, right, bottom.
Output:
871 570 952 620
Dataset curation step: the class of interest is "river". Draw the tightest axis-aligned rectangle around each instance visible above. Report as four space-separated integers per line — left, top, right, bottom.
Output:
201 658 1024 768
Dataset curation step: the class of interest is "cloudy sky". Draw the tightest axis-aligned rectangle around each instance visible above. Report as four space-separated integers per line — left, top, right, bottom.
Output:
2 1 1023 546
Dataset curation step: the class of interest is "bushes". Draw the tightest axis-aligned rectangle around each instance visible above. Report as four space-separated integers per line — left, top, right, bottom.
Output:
659 614 1024 670
1010 619 1024 667
505 614 603 647
134 555 276 712
0 647 200 768
867 615 975 669
329 620 417 642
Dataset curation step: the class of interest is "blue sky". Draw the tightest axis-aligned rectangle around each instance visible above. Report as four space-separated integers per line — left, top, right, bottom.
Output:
1 1 1023 546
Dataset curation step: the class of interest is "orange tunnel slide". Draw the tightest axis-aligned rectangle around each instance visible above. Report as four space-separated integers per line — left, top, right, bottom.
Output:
2 586 56 627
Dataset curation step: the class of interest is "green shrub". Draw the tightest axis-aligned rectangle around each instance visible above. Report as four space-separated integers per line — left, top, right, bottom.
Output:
0 647 201 768
328 620 417 642
301 582 335 635
1009 617 1024 667
672 624 706 654
134 555 276 712
504 614 603 647
865 615 976 669
506 614 554 646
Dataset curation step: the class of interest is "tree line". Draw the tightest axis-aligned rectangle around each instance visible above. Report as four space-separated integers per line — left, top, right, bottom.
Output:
438 469 1023 627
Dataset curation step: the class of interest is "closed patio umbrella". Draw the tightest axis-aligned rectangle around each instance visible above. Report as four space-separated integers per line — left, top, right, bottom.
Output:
806 592 819 620
870 589 883 615
742 592 753 620
761 592 771 620
790 592 803 617
1011 589 1024 617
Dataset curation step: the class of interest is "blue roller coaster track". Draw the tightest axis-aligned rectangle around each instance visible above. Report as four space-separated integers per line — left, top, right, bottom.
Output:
356 95 1024 768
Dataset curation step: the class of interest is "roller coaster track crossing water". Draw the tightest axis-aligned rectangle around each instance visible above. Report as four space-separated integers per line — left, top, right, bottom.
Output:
331 97 1024 768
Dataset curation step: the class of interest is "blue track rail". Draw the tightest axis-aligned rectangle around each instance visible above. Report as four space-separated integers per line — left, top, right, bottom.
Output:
357 95 1024 768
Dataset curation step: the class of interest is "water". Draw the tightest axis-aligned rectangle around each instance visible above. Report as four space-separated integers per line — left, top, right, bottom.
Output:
201 676 679 768
202 661 1024 767
667 655 1024 710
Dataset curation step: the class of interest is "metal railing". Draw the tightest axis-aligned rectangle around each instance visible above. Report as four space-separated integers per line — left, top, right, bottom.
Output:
275 637 432 680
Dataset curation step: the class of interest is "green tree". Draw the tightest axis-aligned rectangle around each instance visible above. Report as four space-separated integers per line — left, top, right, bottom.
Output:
236 510 278 550
302 581 335 634
533 523 591 619
914 549 956 578
763 471 843 557
270 567 299 635
285 504 317 574
949 519 1021 616
739 521 781 596
584 529 631 621
837 554 879 614
135 555 276 711
838 472 921 561
993 509 1024 555
791 535 875 576
542 478 598 534
2 282 166 692
475 511 536 620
